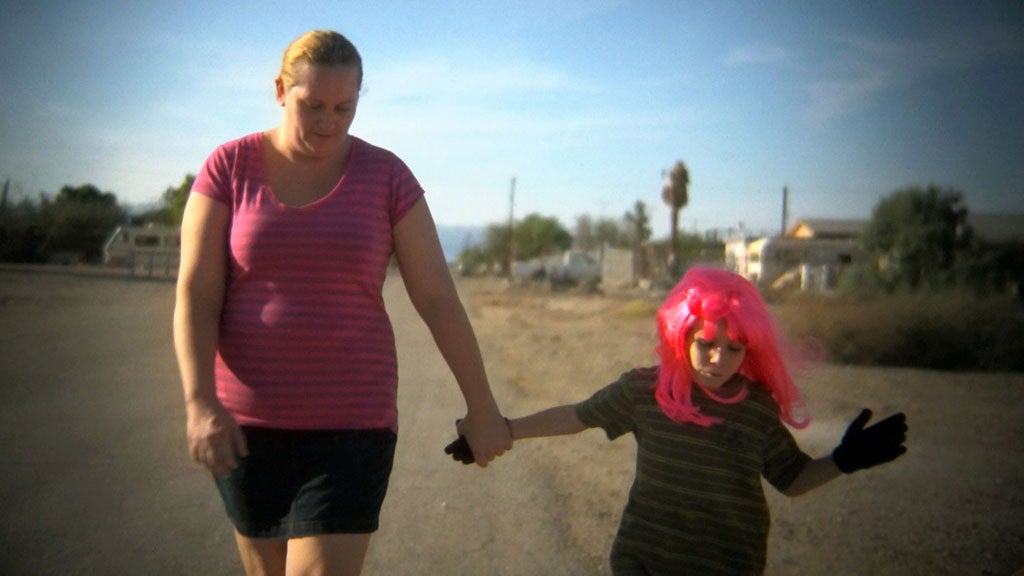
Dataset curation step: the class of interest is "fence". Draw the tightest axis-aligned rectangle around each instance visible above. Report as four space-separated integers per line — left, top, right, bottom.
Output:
102 224 180 278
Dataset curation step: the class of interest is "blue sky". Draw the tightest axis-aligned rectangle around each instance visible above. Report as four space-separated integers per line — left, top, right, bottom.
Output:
1 1 1021 239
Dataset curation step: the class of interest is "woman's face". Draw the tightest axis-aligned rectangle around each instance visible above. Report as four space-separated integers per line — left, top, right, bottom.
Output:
276 62 360 159
687 319 746 389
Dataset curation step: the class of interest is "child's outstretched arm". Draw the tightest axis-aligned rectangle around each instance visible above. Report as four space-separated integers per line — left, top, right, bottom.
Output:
781 457 842 496
783 409 908 497
507 404 589 440
444 404 588 464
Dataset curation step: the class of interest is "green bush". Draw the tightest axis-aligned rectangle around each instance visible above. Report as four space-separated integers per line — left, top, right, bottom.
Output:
774 291 1024 372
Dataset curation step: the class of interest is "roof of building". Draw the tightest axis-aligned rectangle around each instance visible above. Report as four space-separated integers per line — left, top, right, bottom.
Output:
762 212 1021 244
967 212 1024 244
785 218 866 239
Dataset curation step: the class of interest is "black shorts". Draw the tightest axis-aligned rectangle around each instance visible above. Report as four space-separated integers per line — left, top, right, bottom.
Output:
214 426 397 538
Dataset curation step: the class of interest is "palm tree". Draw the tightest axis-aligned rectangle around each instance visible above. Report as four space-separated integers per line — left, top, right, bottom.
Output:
662 160 689 275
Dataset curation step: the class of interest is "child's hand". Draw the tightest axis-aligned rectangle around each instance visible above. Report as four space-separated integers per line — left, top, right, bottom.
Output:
832 409 908 473
443 434 475 465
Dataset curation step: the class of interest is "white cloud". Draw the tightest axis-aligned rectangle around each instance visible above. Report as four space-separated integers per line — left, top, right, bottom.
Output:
805 69 888 126
804 23 1023 125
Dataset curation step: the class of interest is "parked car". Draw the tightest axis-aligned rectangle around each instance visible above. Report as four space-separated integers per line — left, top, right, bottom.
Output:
510 258 547 283
545 251 601 289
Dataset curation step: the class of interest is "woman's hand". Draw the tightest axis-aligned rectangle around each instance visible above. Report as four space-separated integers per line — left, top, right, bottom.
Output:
456 409 512 467
186 398 248 478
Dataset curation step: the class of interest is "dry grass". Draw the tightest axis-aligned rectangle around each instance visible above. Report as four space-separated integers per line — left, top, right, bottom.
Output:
774 291 1024 371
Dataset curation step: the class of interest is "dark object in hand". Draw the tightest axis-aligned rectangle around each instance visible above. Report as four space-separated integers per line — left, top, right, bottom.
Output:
444 436 475 465
832 409 908 474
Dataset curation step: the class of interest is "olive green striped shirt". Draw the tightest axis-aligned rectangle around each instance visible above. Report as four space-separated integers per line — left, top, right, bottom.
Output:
575 367 810 575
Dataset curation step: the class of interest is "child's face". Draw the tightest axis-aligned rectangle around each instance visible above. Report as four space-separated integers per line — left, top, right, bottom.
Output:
688 319 746 389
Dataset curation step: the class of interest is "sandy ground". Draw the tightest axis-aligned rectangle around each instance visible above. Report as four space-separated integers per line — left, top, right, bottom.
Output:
0 265 1022 575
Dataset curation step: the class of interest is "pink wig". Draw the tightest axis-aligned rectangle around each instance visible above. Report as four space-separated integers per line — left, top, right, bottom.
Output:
654 267 810 428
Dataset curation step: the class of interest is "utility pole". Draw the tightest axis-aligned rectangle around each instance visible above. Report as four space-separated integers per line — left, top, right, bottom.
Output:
507 177 516 275
781 185 789 237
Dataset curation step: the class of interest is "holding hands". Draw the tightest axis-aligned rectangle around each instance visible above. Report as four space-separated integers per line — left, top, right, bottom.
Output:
444 434 475 465
446 411 512 467
446 404 587 465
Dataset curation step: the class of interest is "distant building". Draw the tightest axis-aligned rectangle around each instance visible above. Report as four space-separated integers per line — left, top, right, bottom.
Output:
966 212 1024 297
786 218 866 240
726 212 1024 293
967 212 1024 245
725 218 867 291
103 223 180 277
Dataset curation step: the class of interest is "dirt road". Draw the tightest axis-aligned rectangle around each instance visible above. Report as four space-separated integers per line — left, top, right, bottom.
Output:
0 267 602 575
1 266 1022 575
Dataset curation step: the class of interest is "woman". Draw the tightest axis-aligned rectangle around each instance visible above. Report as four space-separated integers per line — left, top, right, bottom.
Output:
174 30 512 575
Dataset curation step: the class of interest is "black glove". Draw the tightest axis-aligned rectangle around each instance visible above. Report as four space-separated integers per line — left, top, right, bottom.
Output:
832 409 908 473
444 435 475 465
443 417 513 465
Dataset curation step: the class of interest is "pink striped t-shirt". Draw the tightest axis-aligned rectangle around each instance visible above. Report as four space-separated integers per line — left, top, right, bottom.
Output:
192 132 424 431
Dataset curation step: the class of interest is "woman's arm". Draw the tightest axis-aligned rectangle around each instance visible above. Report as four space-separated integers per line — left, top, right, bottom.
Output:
394 198 512 467
173 193 247 477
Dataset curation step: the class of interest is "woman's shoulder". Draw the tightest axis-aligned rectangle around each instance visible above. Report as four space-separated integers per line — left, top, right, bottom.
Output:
349 137 410 168
205 132 263 162
212 131 261 149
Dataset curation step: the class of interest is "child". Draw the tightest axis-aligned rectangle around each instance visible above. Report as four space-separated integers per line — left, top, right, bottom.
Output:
446 266 907 575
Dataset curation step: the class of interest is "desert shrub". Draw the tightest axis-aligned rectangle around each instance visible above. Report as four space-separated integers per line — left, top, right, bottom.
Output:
774 291 1024 372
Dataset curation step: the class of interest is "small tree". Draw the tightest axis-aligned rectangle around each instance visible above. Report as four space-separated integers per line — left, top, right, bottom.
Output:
861 185 971 291
41 184 127 262
132 174 195 225
162 174 195 225
455 245 493 277
482 213 572 275
595 216 627 249
623 200 652 247
574 214 596 251
483 222 514 275
514 213 572 259
0 195 45 262
662 161 690 276
624 200 653 283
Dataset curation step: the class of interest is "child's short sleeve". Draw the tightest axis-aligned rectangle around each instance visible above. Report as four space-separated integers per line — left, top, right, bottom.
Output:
761 418 812 491
574 369 651 440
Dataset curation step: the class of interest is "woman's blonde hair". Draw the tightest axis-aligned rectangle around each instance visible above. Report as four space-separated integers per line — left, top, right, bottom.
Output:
279 30 362 89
